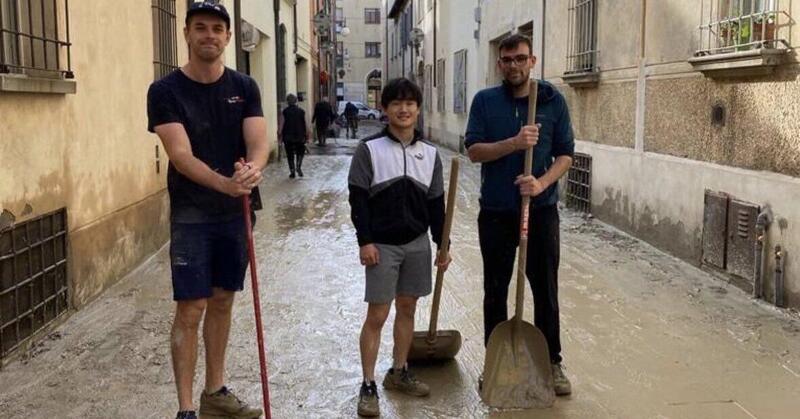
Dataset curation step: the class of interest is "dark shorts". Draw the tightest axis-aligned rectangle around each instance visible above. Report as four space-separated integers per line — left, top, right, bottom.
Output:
169 216 252 301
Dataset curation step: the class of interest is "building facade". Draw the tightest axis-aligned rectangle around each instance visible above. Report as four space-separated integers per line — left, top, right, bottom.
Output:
336 0 383 107
385 0 800 309
0 0 315 364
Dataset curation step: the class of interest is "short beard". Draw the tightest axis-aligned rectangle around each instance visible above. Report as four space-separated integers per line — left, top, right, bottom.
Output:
505 73 529 88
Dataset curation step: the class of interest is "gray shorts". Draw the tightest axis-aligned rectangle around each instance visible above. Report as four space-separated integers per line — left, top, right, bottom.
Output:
365 234 433 303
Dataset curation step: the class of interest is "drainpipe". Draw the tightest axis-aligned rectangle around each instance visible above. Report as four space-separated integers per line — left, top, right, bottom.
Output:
541 0 546 79
234 0 244 71
753 206 773 299
274 0 283 104
433 0 437 84
774 245 786 308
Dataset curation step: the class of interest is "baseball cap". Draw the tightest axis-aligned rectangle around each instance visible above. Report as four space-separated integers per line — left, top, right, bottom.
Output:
186 1 231 28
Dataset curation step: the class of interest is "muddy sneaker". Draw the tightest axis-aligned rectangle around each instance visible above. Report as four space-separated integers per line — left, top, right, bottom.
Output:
357 381 380 417
382 367 430 397
199 386 263 418
552 363 572 396
176 411 197 419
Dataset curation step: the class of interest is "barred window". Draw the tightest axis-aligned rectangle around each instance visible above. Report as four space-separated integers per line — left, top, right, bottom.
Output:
365 8 380 24
152 0 178 80
696 0 789 55
365 42 381 58
0 0 73 79
565 0 598 74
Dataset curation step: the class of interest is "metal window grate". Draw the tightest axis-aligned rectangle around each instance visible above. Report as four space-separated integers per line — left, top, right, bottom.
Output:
565 0 598 74
566 153 592 213
696 0 790 56
0 208 68 361
0 0 73 78
152 0 178 80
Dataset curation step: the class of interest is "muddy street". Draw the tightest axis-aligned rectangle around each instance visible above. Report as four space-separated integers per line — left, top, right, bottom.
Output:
1 123 799 418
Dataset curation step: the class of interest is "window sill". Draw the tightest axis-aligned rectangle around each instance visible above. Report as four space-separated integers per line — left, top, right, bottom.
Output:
688 48 787 78
0 74 76 94
562 71 599 88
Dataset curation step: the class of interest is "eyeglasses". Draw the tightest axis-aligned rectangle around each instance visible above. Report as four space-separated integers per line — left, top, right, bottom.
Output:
499 54 531 66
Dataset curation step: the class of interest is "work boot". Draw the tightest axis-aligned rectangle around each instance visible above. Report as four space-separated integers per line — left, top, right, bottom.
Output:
199 386 262 418
176 411 197 419
382 366 430 397
357 381 380 417
289 171 295 179
552 363 572 396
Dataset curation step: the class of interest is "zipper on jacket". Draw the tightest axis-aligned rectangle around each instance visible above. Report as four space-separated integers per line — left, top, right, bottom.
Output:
401 142 408 232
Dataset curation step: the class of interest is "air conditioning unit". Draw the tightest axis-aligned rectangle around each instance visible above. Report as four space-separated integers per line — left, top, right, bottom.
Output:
241 20 259 52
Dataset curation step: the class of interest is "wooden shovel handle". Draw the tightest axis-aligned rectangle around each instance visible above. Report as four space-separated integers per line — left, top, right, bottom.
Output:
515 80 537 323
428 158 459 339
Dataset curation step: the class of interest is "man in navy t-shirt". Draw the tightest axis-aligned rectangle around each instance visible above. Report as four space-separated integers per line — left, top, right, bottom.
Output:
465 33 575 397
146 3 265 418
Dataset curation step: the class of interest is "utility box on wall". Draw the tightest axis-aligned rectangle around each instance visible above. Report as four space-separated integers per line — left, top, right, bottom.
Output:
701 190 759 285
727 199 760 282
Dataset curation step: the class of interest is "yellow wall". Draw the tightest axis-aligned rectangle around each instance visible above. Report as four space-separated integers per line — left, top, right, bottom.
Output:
0 1 189 306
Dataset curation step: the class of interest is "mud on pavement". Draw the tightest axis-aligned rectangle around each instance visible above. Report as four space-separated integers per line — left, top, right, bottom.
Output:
1 140 799 418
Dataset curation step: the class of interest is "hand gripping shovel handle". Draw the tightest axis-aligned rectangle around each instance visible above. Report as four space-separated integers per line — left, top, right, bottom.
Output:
427 158 459 340
240 159 272 419
515 81 538 326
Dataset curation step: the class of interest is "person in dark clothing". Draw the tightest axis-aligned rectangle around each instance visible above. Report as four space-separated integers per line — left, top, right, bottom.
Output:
312 96 336 146
348 78 450 417
146 3 265 418
465 34 575 396
344 101 359 139
279 93 310 178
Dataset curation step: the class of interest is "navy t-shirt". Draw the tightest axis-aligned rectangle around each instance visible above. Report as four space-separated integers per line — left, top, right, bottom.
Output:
147 68 264 223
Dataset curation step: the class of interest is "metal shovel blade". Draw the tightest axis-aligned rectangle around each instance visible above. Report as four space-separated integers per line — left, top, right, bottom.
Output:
480 317 555 409
408 330 463 362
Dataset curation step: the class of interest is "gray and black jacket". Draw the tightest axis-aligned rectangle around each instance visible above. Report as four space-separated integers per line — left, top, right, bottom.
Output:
348 128 445 248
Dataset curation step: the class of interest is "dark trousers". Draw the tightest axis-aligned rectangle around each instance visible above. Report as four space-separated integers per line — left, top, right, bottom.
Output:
283 141 306 173
346 117 358 138
315 122 329 145
478 204 562 363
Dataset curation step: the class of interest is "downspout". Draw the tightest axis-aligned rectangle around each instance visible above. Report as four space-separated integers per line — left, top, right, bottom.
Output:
541 0 546 79
774 246 786 308
754 206 773 299
433 0 437 84
384 2 389 80
293 2 298 54
234 0 244 71
274 0 281 105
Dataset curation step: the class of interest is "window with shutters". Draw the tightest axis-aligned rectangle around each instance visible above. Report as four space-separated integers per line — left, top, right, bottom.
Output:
436 58 445 113
452 49 467 114
364 8 380 24
423 64 432 112
365 42 380 58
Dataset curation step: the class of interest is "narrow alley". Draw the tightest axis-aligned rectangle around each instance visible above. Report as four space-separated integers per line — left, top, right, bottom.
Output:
1 123 798 418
